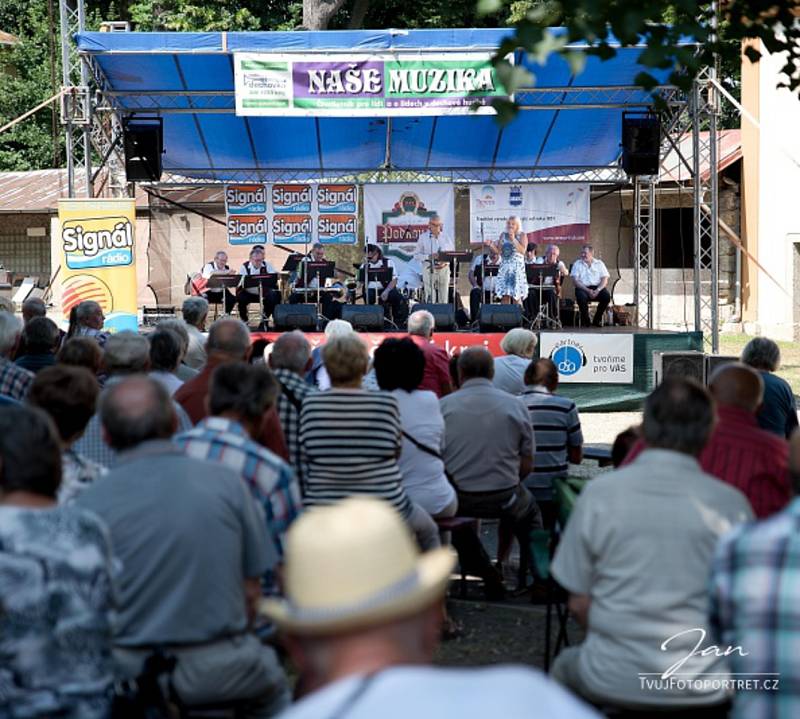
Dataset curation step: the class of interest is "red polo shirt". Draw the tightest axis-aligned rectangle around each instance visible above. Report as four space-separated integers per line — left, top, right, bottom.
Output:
408 334 452 398
623 405 790 518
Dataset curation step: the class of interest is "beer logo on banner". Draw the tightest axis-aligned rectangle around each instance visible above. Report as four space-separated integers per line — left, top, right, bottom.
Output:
273 214 313 243
317 184 357 213
62 217 134 270
318 214 357 244
228 215 269 245
550 339 587 377
378 190 435 243
272 184 312 213
225 184 267 215
509 185 523 207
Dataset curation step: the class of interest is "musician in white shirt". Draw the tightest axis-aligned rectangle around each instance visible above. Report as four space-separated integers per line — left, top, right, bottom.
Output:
570 244 611 327
359 244 409 328
414 215 454 304
468 245 500 321
236 244 280 324
528 244 568 324
289 243 343 320
200 250 236 313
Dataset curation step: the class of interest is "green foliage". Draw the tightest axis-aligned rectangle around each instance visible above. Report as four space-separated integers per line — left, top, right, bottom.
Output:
126 0 302 31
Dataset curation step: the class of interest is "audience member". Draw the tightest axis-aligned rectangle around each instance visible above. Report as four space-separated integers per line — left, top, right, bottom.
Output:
300 334 440 550
14 316 59 374
269 330 316 487
374 338 457 519
76 376 289 716
520 358 583 517
56 336 103 376
407 310 453 398
175 318 289 460
610 425 641 467
148 328 184 395
263 498 598 719
66 300 109 348
710 429 800 719
741 336 798 438
27 365 105 504
157 317 199 381
551 377 753 710
0 296 13 313
0 405 114 718
175 362 301 592
493 328 537 395
74 332 191 467
21 296 46 324
306 318 354 390
0 311 33 400
181 296 209 369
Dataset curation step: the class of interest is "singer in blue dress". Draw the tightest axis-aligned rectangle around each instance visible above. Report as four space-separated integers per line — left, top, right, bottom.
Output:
488 216 528 304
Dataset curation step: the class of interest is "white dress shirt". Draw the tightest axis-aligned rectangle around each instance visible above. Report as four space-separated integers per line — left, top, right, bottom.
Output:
470 254 499 293
414 232 455 264
543 260 568 287
570 258 609 287
361 257 397 290
239 261 276 294
201 261 230 279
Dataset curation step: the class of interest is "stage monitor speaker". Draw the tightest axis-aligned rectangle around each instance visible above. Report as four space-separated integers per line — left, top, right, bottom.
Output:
341 305 384 331
410 303 456 331
478 304 523 333
273 304 317 331
653 351 705 386
124 118 163 182
622 114 661 176
705 354 740 383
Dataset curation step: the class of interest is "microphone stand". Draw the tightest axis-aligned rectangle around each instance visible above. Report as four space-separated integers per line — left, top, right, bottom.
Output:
364 236 371 305
481 221 488 310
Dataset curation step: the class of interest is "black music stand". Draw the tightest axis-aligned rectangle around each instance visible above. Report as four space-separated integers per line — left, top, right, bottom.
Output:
241 273 279 328
437 250 473 318
356 264 393 305
281 253 304 273
525 264 561 330
206 273 239 318
298 261 336 321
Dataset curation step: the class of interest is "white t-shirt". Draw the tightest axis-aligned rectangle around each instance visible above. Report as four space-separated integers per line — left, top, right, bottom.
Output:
276 666 601 719
391 389 456 516
570 258 609 287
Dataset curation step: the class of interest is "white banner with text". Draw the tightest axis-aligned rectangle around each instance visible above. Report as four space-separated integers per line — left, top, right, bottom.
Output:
539 333 634 384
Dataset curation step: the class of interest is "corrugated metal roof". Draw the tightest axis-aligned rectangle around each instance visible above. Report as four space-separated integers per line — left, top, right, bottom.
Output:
0 31 19 46
660 129 741 183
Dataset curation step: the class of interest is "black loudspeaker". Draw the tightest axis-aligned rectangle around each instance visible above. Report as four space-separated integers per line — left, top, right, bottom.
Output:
273 304 317 331
341 305 384 331
705 354 740 384
622 114 661 176
124 118 163 181
410 303 456 331
653 351 706 386
478 304 523 332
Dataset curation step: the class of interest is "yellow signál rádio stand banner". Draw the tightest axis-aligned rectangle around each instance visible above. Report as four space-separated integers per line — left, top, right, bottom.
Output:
57 199 138 333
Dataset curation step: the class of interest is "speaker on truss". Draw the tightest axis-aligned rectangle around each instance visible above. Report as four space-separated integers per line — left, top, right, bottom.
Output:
653 351 706 386
341 305 385 331
621 113 661 176
478 304 524 333
123 118 163 182
410 303 456 331
273 304 318 331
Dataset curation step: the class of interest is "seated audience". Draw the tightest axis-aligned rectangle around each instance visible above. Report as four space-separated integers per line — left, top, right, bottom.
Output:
262 498 598 719
610 425 641 467
74 332 192 467
407 310 453 397
157 317 200 382
0 405 114 719
175 362 301 591
520 358 583 514
551 377 753 710
373 338 458 519
0 311 33 400
148 328 184 395
306 318 354 390
710 430 800 719
56 336 103 377
299 334 439 550
180 296 209 370
76 376 289 716
269 331 316 488
175 318 289 460
15 317 60 374
493 328 537 395
66 300 109 347
741 336 798 438
21 296 47 324
27 365 105 504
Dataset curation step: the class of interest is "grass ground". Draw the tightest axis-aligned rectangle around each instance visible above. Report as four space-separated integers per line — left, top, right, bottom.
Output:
717 333 800 395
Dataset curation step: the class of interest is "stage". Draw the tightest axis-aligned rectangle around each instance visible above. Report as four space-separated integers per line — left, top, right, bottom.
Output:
253 327 703 412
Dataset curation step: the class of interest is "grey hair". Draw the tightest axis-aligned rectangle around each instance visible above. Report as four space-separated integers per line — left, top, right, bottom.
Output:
500 328 537 358
270 330 311 373
741 336 781 372
408 310 435 338
0 297 14 313
324 318 354 339
207 318 251 359
22 297 47 319
458 346 494 381
0 311 22 355
182 296 209 328
643 377 715 456
75 300 101 324
103 331 150 375
100 375 175 450
156 318 190 356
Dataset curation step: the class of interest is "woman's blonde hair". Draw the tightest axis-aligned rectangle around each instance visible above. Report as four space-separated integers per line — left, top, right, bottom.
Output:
322 334 369 386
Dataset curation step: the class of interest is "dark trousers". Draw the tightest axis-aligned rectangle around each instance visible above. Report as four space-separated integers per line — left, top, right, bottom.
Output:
203 289 236 314
288 291 342 321
575 285 611 327
237 289 281 323
366 288 408 328
525 287 559 324
469 287 492 321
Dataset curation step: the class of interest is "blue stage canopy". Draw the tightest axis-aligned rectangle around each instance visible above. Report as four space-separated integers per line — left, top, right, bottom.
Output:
76 29 682 184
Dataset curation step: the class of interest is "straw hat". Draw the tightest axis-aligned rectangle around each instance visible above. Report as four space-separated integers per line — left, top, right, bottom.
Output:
260 497 455 635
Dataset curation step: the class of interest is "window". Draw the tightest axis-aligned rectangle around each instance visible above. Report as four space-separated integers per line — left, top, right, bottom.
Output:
0 233 51 278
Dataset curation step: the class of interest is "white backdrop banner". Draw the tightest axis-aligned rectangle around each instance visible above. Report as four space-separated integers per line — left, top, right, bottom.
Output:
469 183 590 246
539 333 634 384
363 184 455 290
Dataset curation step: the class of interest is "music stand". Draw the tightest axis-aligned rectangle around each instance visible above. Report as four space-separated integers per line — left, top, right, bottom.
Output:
437 250 473 318
281 253 304 273
206 273 238 318
241 273 279 328
300 261 335 321
525 264 561 330
357 265 393 305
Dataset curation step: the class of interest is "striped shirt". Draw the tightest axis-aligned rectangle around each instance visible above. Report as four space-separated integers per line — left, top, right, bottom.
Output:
299 389 411 517
520 386 583 487
273 368 316 490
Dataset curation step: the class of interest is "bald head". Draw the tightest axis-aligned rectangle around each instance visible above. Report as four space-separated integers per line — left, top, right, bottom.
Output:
708 363 764 414
100 375 176 450
206 318 251 361
269 330 311 374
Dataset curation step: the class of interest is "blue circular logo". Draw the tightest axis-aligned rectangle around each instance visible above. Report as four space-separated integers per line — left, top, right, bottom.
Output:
552 346 584 376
